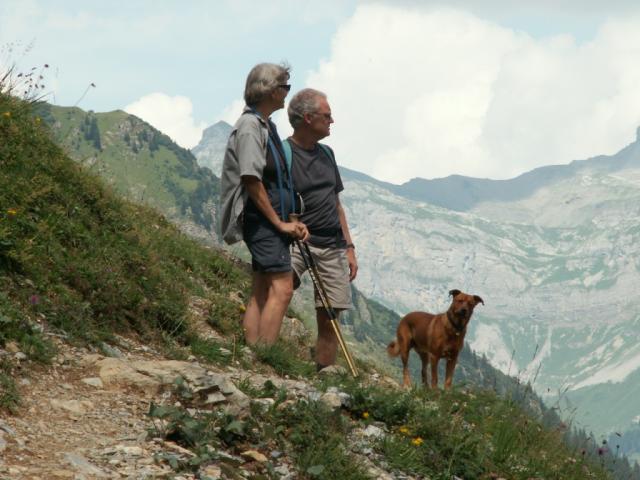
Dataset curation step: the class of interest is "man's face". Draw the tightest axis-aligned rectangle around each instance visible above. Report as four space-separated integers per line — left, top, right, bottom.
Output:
307 98 333 140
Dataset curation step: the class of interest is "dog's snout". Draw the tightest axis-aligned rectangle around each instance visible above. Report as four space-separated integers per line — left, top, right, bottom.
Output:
457 308 467 317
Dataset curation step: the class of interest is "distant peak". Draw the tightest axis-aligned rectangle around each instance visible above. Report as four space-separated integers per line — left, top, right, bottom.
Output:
205 121 232 132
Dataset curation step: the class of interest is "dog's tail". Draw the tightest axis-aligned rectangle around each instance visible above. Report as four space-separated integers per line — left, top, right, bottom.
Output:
387 339 400 357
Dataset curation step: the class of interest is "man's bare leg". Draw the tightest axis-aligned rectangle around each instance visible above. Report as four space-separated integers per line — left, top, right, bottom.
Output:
315 308 341 369
243 272 268 345
256 271 293 344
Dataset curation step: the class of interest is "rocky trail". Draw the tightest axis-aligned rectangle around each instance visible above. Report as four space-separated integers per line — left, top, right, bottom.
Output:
0 329 406 480
0 335 213 479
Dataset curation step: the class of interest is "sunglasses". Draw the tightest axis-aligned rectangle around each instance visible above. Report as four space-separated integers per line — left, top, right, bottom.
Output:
278 84 292 92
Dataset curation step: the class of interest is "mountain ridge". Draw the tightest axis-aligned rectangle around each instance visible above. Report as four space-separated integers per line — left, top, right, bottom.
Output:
37 103 220 243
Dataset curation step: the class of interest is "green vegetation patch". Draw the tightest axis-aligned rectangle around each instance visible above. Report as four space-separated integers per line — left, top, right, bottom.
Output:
0 93 247 347
253 340 316 378
339 379 612 480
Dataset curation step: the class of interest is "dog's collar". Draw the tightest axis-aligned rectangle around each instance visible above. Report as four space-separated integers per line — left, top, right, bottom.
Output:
447 311 465 336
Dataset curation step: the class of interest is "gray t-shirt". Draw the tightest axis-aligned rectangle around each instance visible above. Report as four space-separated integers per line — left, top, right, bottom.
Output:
290 141 346 248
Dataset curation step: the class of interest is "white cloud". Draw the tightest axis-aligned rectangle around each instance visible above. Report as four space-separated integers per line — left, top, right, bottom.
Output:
124 92 207 148
306 4 640 183
216 98 245 126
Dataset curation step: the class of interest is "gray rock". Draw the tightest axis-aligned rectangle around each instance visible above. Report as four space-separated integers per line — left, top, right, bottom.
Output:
270 450 282 458
252 398 275 412
319 391 343 409
100 342 125 358
363 425 385 439
81 377 104 388
317 365 347 376
0 421 17 436
64 453 109 477
14 352 27 361
50 399 94 415
274 464 294 479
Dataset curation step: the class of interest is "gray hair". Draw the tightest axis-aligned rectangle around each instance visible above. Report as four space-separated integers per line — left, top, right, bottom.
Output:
287 88 327 128
243 62 290 106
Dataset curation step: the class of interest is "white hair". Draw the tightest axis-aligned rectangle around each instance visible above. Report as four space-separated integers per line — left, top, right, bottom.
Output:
287 88 327 128
243 62 290 106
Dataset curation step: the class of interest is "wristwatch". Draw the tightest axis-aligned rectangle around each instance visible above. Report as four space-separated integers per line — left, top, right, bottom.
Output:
346 243 355 250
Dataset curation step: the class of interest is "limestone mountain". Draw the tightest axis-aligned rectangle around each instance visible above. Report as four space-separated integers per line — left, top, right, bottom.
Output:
341 126 640 212
191 120 232 177
337 131 640 463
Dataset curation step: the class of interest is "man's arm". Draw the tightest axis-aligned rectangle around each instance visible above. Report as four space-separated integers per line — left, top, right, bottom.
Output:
336 195 357 281
242 176 308 240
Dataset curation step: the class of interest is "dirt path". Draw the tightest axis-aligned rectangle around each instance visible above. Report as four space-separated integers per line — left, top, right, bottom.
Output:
0 338 185 479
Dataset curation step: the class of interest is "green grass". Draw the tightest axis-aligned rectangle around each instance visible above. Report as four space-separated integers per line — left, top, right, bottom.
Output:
253 339 316 378
147 372 615 479
187 335 237 366
0 92 247 351
277 400 370 480
0 358 20 413
342 381 611 479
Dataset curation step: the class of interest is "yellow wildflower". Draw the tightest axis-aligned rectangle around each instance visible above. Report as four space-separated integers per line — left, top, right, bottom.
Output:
35 116 41 123
2 111 10 118
362 411 369 419
239 304 246 313
398 426 410 435
6 208 17 216
411 437 424 446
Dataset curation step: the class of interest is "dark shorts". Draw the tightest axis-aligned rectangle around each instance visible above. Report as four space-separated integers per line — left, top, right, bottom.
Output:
243 211 292 273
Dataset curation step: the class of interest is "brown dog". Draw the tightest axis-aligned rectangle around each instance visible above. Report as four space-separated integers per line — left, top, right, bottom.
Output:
387 289 484 389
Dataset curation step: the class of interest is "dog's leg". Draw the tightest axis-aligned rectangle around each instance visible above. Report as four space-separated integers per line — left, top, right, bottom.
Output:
400 348 411 388
444 357 458 390
429 354 439 389
418 351 430 387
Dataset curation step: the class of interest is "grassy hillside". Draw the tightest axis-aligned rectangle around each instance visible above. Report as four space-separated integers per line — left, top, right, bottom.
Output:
0 92 247 401
1 92 633 478
35 103 219 242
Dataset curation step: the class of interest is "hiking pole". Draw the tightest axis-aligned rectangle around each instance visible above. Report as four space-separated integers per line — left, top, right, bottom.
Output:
297 240 359 377
289 216 358 377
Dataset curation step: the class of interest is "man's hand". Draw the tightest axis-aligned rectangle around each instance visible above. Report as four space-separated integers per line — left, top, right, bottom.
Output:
278 220 309 241
346 248 358 281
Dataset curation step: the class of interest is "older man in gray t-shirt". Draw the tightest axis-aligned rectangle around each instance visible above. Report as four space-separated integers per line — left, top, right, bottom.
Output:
286 88 358 371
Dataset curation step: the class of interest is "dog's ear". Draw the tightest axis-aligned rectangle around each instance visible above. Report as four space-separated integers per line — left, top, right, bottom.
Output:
449 289 461 298
473 295 484 305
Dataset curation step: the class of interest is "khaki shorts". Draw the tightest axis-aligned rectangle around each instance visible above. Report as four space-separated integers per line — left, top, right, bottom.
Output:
291 244 353 310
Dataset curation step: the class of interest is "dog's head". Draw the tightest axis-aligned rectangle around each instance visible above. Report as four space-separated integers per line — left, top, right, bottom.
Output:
447 289 484 332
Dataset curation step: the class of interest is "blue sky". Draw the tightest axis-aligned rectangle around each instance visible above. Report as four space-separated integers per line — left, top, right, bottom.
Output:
3 1 640 183
0 1 354 120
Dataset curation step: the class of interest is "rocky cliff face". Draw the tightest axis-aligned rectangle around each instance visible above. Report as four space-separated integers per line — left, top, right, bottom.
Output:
339 141 640 442
191 121 233 177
